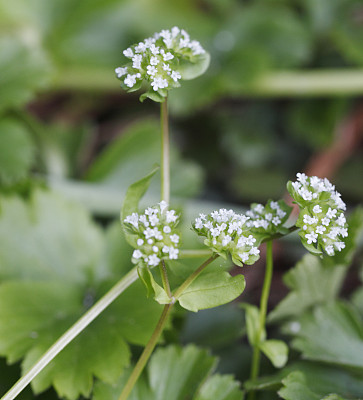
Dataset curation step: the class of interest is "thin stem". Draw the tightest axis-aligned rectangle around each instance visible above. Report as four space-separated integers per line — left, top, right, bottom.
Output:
174 254 219 299
118 304 173 400
160 97 170 204
179 249 212 259
1 267 139 400
159 260 172 298
118 254 218 400
248 241 274 400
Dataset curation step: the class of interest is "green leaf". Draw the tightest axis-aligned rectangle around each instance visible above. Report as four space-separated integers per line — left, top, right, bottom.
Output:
0 189 163 399
278 371 323 400
93 344 217 400
0 279 163 400
268 254 346 322
287 301 363 370
140 89 165 103
178 52 211 80
0 189 103 283
278 370 351 400
0 119 35 185
121 166 159 220
240 303 265 346
137 266 171 304
194 374 243 400
85 118 204 199
0 36 51 112
178 271 246 312
259 339 288 368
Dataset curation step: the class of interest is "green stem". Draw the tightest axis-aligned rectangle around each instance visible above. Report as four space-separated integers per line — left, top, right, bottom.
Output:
118 303 173 400
1 267 139 400
174 254 218 299
118 254 218 400
159 260 172 298
248 241 274 400
179 249 212 259
160 97 170 204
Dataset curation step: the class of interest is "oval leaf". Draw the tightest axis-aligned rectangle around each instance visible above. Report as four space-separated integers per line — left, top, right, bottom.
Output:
178 271 245 312
259 339 288 368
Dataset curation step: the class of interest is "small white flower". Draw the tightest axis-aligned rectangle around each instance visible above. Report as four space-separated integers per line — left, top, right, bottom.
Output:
171 71 181 82
321 217 330 226
124 213 139 229
115 67 128 77
169 247 179 259
163 63 171 72
170 234 180 244
123 48 133 58
152 246 159 253
137 238 144 246
325 245 334 256
316 225 326 235
272 217 281 226
334 242 345 251
124 74 137 88
163 52 174 61
151 77 169 91
132 54 143 69
163 226 172 233
133 250 143 259
165 210 177 223
313 205 322 214
326 208 337 219
148 254 161 266
254 204 264 214
147 65 157 76
150 56 159 66
305 232 318 244
159 200 168 212
149 44 160 55
249 247 260 256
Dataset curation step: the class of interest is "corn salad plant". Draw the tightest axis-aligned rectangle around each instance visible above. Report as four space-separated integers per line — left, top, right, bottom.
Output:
1 26 363 400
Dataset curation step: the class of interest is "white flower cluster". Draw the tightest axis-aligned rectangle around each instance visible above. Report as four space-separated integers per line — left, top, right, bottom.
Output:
123 201 180 267
193 209 261 266
245 200 291 234
115 27 206 94
288 173 348 256
290 173 346 211
297 204 347 256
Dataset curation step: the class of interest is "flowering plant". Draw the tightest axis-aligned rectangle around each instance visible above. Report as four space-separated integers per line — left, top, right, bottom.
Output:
115 27 210 102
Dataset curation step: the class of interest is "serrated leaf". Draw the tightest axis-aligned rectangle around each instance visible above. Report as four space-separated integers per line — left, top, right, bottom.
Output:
269 208 363 322
0 189 163 399
259 339 288 368
268 254 346 322
278 371 324 400
94 344 244 400
178 271 246 312
240 303 265 346
288 301 363 370
194 374 243 400
0 190 103 283
278 371 350 400
0 119 36 185
93 345 217 400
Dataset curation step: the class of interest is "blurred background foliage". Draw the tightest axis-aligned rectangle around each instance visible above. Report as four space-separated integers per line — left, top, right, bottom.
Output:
1 0 363 205
1 0 363 399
